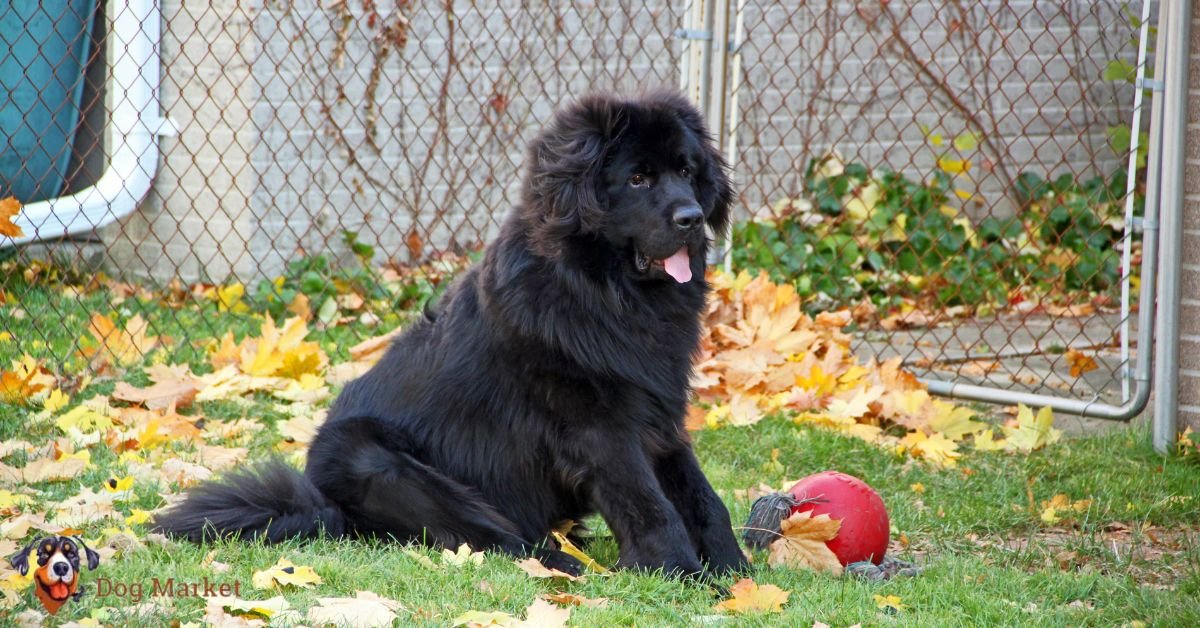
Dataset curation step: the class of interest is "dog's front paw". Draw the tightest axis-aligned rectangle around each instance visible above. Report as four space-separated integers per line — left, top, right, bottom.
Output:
703 549 749 578
534 549 585 577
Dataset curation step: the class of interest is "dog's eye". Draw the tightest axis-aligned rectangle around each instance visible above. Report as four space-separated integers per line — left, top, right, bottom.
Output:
628 173 648 188
680 167 692 178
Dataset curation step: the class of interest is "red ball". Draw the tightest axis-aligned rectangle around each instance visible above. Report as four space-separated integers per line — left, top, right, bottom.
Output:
789 471 890 566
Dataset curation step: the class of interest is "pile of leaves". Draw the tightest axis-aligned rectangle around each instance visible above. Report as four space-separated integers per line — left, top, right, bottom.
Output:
731 154 1132 318
691 271 1063 467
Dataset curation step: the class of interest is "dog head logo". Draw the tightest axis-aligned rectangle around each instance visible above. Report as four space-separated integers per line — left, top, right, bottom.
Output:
8 536 100 615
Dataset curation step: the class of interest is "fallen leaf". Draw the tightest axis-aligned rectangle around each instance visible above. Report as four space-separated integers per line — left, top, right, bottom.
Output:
252 557 322 590
542 592 608 608
899 430 961 468
240 317 327 380
1064 349 1099 378
442 543 486 567
1004 405 1061 452
514 557 583 582
204 595 291 625
715 578 790 614
112 378 199 410
550 531 608 574
518 598 570 627
874 594 907 611
0 455 87 486
0 197 23 237
972 429 1007 451
81 314 161 369
766 511 843 575
452 609 517 626
928 402 987 441
306 591 403 628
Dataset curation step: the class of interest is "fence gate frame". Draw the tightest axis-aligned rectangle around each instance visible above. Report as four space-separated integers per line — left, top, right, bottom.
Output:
679 0 1185 442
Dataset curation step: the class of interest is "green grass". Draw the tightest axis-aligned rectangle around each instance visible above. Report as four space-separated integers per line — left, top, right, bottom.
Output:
2 269 1199 626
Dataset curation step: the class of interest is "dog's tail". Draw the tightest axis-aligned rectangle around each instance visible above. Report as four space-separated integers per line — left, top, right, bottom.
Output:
153 459 348 543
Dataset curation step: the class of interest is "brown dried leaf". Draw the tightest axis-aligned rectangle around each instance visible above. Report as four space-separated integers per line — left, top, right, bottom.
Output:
112 379 199 410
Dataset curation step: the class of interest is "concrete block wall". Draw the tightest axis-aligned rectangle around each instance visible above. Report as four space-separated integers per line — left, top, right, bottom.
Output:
100 0 1136 284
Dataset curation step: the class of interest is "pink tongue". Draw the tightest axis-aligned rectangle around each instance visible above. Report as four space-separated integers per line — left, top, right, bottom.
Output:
663 246 692 283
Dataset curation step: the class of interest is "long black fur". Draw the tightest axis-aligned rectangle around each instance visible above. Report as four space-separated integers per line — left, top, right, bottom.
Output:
154 90 747 577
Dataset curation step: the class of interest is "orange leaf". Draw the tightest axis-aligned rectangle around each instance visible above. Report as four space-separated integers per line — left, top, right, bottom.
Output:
0 196 23 238
714 578 790 614
1064 349 1098 378
766 511 843 575
81 314 160 368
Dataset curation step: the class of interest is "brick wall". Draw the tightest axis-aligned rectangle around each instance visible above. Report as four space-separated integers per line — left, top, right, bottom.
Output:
1177 3 1200 429
98 1 1136 284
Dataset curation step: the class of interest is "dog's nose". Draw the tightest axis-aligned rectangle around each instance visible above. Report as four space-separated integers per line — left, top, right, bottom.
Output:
52 562 70 576
672 205 704 231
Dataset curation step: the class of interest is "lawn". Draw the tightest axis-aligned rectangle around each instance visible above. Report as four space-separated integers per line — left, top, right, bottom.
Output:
0 259 1198 627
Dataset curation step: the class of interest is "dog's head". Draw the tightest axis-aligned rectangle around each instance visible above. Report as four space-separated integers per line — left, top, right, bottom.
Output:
10 536 99 614
521 90 733 283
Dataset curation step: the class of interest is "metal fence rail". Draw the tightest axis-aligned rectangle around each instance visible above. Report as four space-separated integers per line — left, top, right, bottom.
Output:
0 1 1154 419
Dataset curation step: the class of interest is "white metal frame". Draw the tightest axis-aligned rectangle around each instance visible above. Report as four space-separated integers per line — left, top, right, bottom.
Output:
1 0 170 248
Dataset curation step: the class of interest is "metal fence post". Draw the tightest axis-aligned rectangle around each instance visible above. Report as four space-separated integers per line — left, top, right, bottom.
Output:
1152 0 1192 452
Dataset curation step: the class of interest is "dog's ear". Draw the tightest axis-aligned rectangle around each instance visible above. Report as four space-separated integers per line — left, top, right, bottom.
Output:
523 93 625 257
648 90 734 235
73 537 100 571
9 538 42 575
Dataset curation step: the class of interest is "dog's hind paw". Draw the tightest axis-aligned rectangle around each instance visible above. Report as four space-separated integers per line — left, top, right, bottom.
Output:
535 549 584 577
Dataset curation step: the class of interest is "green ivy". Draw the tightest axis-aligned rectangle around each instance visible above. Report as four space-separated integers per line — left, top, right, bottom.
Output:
730 159 1132 315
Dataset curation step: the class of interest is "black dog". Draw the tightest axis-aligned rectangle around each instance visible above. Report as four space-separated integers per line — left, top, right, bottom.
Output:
154 90 747 578
10 536 100 615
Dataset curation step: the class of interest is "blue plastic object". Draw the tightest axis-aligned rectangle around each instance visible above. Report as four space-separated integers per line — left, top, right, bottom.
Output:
1 1 98 202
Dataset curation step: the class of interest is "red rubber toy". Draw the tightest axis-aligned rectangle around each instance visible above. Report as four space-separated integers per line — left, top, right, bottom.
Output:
789 471 890 566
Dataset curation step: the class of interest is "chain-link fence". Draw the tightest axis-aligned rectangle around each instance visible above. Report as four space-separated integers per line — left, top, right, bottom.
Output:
1 1 1151 415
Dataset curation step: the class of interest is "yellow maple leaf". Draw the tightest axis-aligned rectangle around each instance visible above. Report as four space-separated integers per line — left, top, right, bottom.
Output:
1004 405 1061 452
0 196 23 238
252 557 323 590
56 403 115 433
241 317 327 379
874 594 907 611
899 430 960 467
766 511 843 575
928 401 987 441
972 429 1007 451
42 388 70 413
206 282 249 313
795 365 837 397
714 578 791 614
